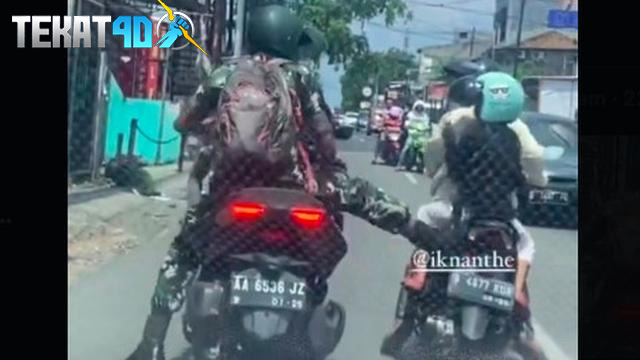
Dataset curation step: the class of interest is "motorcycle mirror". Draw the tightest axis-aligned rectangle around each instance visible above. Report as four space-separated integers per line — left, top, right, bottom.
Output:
543 146 565 161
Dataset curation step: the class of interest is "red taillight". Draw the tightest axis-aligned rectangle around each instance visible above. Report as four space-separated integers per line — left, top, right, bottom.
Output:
230 202 266 221
290 207 326 229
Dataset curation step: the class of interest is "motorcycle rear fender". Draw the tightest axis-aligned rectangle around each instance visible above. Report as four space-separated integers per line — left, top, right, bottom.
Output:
460 305 490 341
307 300 346 359
185 280 226 318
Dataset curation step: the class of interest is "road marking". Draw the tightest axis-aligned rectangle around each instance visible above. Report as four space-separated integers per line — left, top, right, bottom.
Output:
359 137 365 142
531 317 575 360
404 173 418 185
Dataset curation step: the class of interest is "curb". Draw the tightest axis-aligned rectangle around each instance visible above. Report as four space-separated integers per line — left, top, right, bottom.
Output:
68 164 190 206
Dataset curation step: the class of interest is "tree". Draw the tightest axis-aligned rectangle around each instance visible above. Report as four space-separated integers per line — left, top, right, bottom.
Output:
340 48 417 111
514 59 545 81
291 0 410 67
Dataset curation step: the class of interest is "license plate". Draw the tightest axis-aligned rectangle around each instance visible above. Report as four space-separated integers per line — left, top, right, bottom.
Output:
529 189 569 205
230 273 307 311
388 133 401 141
447 272 515 312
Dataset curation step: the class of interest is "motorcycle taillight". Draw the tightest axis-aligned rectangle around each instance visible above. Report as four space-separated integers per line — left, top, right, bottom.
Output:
290 207 326 229
230 202 266 221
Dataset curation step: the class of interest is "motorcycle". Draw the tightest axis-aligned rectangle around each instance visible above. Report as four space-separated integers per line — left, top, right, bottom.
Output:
401 121 430 173
375 116 403 166
391 218 530 360
181 187 347 360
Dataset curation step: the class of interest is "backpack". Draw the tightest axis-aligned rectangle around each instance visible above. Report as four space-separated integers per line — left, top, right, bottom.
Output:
444 121 525 221
209 56 317 192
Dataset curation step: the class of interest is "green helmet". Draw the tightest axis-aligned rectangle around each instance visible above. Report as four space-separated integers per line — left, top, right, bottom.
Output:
247 5 305 60
473 72 525 123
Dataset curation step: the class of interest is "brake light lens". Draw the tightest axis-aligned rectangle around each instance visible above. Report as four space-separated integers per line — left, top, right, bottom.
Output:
290 207 326 229
230 202 266 221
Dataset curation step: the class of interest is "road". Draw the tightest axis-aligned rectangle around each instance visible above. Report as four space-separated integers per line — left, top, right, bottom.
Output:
68 133 577 360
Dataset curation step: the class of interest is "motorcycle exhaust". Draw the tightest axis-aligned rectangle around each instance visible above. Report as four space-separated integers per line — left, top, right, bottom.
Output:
460 305 490 341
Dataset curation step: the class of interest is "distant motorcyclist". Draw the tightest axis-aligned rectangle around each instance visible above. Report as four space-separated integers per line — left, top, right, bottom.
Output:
372 105 404 164
381 71 548 359
395 100 431 171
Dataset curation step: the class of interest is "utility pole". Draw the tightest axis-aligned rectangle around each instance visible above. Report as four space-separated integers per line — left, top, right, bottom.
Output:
155 49 171 165
233 0 246 57
512 0 527 77
469 26 476 58
403 27 409 52
491 26 496 60
211 0 226 65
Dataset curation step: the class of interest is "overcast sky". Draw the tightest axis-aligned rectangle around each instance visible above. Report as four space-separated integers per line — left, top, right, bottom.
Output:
320 0 496 108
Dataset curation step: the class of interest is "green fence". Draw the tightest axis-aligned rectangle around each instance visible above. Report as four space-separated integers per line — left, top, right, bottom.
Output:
104 73 181 164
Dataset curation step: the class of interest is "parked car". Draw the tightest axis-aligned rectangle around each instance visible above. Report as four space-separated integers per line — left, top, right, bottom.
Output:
334 113 357 140
516 112 578 228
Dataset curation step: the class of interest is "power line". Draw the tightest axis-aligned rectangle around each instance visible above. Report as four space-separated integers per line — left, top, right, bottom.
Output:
408 17 493 35
367 22 457 41
406 0 552 28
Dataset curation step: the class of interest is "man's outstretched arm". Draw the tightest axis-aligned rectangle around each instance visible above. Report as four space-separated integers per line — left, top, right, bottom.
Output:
331 170 449 251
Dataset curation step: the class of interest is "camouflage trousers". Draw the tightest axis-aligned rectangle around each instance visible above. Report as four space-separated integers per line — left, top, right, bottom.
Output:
150 212 200 313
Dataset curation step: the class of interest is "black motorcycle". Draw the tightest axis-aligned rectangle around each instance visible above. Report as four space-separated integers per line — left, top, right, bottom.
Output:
392 219 529 360
181 187 347 360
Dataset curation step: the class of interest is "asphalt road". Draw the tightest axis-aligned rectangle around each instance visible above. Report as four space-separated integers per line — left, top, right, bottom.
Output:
68 133 577 360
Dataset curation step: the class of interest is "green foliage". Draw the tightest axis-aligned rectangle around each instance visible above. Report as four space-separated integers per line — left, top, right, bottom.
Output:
515 59 545 81
292 0 409 66
340 48 417 111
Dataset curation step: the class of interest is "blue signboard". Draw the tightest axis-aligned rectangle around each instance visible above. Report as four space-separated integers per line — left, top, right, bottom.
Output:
548 10 578 29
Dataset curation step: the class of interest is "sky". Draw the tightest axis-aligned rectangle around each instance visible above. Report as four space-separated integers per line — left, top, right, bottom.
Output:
320 0 496 108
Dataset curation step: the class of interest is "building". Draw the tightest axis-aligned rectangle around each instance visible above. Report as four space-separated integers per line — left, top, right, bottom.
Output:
494 0 578 46
416 32 494 84
491 0 577 76
491 27 577 76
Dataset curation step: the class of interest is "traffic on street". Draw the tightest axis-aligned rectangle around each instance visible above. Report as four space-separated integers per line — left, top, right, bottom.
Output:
68 135 577 360
66 0 579 359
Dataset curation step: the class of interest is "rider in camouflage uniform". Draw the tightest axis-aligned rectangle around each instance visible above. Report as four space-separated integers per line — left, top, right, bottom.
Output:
126 6 419 360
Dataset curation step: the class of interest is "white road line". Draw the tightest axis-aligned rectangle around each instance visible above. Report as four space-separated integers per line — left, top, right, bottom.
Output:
404 173 418 185
531 318 575 360
359 137 365 142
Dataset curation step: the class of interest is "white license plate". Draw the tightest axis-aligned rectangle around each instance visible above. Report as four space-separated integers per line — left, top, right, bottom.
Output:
230 274 307 311
388 134 401 141
529 189 569 204
447 272 515 312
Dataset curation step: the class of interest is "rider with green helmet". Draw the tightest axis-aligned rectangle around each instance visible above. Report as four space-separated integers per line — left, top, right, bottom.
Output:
395 100 431 171
382 72 549 359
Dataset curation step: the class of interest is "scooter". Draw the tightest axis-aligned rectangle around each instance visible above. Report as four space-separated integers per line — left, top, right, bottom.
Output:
400 121 430 173
374 115 403 166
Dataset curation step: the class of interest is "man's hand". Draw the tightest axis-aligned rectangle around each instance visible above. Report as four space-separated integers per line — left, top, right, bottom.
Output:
515 289 529 308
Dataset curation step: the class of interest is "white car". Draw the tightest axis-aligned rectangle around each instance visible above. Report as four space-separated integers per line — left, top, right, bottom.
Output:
342 112 359 127
335 113 357 139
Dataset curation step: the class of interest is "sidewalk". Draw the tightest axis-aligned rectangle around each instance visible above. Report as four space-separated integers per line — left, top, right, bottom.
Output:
68 162 191 286
68 162 191 205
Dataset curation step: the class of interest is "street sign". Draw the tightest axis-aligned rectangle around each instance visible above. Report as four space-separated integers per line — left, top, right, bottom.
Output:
547 10 578 29
362 86 373 98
